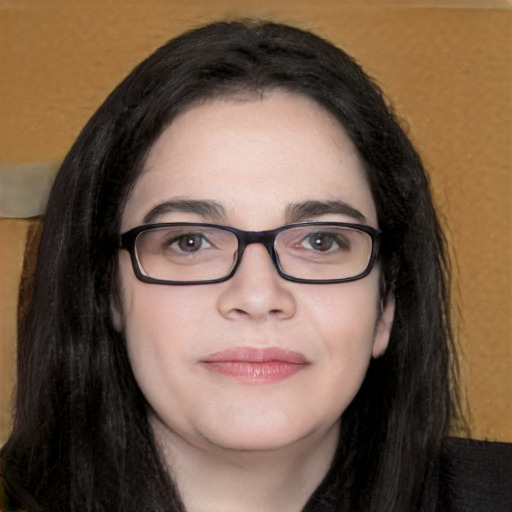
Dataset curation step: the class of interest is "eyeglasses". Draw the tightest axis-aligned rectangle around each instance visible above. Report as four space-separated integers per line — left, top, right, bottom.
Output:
120 222 381 285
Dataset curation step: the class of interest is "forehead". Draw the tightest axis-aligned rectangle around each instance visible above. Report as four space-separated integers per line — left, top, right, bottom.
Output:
121 89 376 230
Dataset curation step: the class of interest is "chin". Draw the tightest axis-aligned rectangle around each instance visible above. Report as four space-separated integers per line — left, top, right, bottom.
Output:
197 414 337 454
206 432 306 453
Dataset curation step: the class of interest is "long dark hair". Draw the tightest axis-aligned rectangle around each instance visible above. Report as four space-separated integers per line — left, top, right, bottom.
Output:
2 20 461 511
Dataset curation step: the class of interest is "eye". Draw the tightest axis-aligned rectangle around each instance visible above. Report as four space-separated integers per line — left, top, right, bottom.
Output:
302 232 348 252
169 233 212 253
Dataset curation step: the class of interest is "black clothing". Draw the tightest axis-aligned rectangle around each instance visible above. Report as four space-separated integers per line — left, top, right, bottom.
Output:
436 438 512 511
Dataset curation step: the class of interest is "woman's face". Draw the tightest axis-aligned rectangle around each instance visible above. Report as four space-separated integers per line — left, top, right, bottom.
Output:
115 89 394 454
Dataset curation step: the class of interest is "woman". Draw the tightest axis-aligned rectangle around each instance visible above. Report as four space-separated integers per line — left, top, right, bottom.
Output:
1 20 510 512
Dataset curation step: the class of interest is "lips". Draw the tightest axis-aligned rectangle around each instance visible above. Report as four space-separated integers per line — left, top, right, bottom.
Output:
201 347 310 383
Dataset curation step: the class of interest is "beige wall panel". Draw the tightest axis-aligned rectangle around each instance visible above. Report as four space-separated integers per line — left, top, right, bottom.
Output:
0 220 29 443
1 0 510 442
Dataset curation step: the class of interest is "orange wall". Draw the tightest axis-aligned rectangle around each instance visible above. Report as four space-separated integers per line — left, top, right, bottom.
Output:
1 0 511 443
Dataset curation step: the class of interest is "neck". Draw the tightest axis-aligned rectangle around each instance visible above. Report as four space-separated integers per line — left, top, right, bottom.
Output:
150 416 339 512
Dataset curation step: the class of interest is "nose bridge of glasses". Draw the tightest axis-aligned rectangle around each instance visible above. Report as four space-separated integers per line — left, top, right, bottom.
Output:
236 229 279 268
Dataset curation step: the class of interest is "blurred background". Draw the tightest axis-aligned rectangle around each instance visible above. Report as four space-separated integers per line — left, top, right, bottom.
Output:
1 0 510 445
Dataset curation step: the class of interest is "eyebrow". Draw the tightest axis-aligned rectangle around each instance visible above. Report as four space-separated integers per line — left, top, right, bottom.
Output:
142 198 366 225
285 200 367 224
142 199 227 224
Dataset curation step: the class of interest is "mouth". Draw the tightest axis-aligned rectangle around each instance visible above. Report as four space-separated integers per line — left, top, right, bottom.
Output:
201 347 310 384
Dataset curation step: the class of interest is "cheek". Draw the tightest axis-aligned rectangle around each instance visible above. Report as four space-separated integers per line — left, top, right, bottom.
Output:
114 255 202 386
303 279 380 393
122 284 205 360
116 252 205 337
120 284 209 426
304 277 380 348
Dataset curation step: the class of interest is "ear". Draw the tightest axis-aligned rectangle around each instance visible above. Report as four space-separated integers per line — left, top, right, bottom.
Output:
110 296 124 332
372 294 395 358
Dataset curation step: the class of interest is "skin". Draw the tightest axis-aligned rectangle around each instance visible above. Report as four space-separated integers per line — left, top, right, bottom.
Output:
114 89 394 512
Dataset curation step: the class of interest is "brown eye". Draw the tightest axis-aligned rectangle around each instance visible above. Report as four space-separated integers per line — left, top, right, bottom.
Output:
175 234 206 252
307 233 334 251
304 232 350 252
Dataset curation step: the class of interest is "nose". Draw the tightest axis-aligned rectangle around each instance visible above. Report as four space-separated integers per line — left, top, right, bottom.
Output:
217 243 296 321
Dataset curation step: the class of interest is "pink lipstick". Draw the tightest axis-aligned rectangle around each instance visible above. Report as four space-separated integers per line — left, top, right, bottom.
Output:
201 347 309 383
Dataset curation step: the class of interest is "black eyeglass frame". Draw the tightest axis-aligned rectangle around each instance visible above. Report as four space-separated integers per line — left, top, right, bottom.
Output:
119 221 382 285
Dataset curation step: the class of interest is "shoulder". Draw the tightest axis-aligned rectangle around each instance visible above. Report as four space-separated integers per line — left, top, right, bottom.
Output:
437 437 512 512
